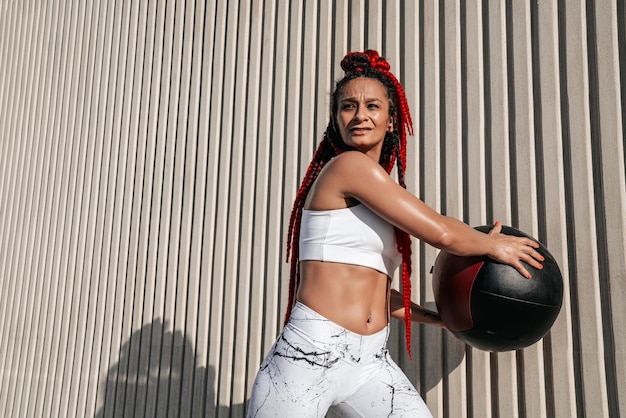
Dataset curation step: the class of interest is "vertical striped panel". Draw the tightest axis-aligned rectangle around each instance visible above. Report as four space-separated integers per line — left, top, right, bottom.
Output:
0 1 624 417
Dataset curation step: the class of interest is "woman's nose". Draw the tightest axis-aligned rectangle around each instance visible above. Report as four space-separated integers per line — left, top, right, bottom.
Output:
354 105 367 121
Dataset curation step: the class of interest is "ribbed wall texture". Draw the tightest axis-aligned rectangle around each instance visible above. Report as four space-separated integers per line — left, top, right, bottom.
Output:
0 1 624 417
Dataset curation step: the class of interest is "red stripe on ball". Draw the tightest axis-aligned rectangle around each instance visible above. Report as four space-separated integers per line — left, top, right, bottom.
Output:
432 253 484 332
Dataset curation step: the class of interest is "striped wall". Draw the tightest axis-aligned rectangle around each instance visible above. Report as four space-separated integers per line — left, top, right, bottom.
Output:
0 1 624 417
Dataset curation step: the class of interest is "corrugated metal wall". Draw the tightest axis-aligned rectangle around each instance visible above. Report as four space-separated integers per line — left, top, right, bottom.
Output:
0 1 624 417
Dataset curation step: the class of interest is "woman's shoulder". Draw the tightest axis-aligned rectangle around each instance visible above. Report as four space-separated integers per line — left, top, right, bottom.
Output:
332 150 374 162
326 151 382 174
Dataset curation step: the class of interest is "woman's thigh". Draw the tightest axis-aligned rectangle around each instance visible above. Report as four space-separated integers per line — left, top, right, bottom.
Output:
247 327 339 418
332 350 432 418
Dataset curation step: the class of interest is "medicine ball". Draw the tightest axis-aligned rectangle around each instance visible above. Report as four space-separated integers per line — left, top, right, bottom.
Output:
432 225 563 352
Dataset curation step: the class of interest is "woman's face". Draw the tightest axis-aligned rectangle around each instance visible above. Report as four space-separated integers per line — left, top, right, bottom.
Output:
335 77 394 160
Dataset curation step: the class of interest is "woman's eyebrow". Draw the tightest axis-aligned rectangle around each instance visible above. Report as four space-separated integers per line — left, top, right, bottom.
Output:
340 96 383 102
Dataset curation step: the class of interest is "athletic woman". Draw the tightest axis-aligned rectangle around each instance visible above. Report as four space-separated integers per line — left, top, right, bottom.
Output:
247 50 543 417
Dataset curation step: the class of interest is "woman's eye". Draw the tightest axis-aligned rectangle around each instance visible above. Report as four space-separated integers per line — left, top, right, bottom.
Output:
368 104 379 109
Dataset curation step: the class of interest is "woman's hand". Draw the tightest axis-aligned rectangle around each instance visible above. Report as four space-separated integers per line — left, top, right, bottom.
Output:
487 221 544 279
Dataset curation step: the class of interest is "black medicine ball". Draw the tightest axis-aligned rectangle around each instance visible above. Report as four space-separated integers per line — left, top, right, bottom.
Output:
432 225 563 352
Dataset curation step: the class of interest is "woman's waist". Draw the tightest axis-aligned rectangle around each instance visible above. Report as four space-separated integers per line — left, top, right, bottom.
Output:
296 262 391 335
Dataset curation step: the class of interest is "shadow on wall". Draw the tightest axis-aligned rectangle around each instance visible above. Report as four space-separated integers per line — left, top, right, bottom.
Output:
399 301 466 394
94 319 243 418
422 301 466 392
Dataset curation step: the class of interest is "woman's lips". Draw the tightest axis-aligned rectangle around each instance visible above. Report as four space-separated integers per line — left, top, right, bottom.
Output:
350 127 370 135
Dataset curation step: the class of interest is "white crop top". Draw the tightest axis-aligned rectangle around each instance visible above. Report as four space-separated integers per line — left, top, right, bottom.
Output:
299 203 402 276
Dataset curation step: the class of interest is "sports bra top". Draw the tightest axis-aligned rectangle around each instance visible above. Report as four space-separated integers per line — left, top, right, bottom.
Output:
299 203 402 276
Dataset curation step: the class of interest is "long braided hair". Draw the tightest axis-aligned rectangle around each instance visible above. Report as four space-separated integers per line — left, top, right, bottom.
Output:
285 50 416 358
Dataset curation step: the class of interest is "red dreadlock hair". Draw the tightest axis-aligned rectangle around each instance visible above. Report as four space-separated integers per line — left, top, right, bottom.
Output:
285 50 416 359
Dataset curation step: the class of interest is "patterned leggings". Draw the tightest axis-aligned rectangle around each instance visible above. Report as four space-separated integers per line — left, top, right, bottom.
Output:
247 302 432 417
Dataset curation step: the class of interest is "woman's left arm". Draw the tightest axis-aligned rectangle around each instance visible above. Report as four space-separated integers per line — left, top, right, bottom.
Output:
389 288 446 328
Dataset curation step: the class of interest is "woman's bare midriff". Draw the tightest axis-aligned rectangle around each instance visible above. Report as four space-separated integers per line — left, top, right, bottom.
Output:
297 260 391 335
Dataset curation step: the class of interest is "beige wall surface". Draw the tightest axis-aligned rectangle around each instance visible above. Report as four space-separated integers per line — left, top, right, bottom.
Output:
1 1 624 417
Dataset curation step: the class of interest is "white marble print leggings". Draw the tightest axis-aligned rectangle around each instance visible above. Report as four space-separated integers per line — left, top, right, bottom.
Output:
247 302 432 417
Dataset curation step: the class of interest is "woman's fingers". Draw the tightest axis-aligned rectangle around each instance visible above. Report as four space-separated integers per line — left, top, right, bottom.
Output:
513 261 533 279
491 232 544 278
526 246 544 267
488 221 503 235
514 241 544 278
